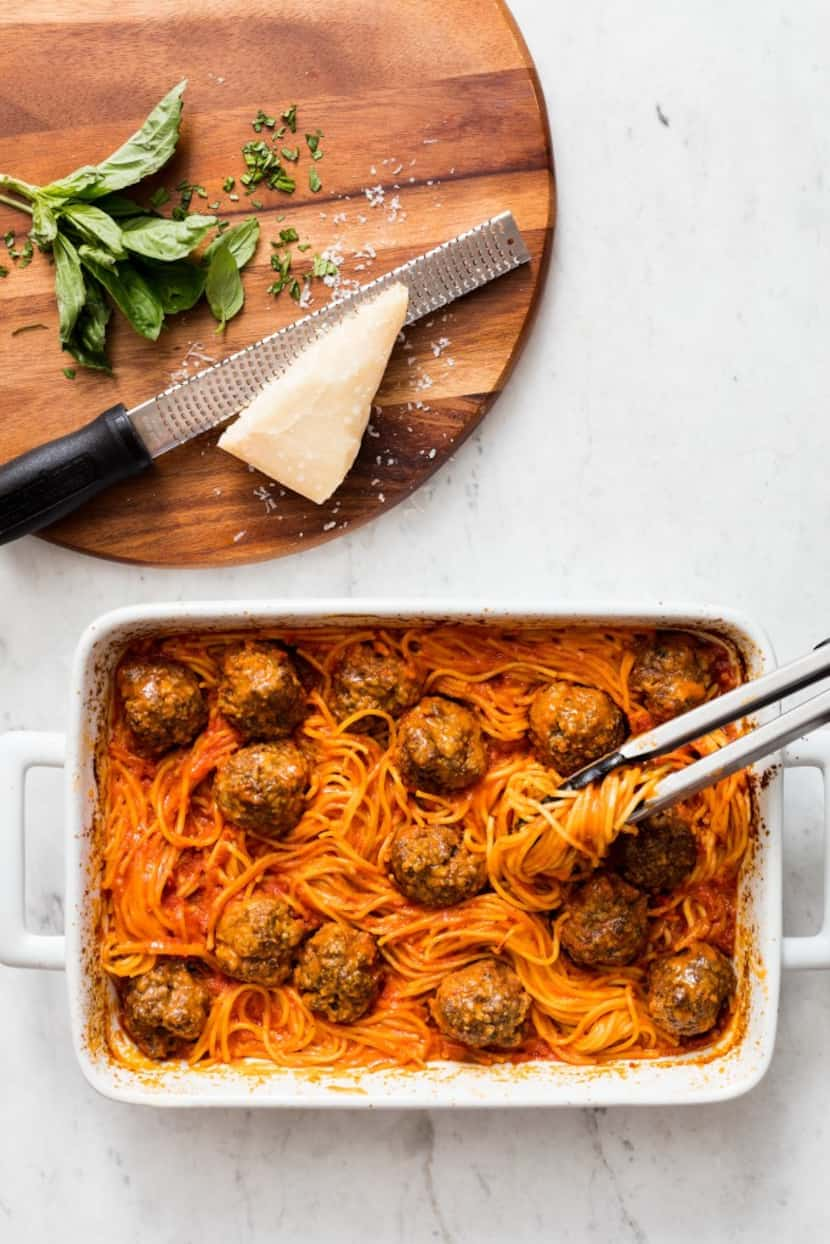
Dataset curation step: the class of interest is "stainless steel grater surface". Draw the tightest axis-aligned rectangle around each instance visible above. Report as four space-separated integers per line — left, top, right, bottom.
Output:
129 211 531 457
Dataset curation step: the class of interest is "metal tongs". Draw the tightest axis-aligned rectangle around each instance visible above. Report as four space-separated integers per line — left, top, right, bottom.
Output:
561 640 830 822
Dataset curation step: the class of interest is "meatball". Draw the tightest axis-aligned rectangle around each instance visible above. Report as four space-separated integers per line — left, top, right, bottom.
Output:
630 632 712 723
215 895 305 986
396 697 487 794
218 643 305 741
529 681 628 777
295 923 383 1023
215 741 310 837
430 958 530 1049
117 659 207 756
330 641 422 731
559 873 649 967
647 942 736 1037
389 823 487 907
122 959 210 1059
611 811 698 893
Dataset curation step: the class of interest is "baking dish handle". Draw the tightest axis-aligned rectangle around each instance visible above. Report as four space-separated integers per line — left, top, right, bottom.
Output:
0 731 66 970
782 733 830 971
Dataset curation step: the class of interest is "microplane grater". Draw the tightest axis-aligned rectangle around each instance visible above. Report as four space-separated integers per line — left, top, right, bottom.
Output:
129 210 530 456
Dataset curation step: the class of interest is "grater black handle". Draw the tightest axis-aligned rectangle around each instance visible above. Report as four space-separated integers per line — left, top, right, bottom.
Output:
0 404 151 546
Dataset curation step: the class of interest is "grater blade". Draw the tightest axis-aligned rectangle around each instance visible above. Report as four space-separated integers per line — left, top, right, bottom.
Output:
128 211 530 457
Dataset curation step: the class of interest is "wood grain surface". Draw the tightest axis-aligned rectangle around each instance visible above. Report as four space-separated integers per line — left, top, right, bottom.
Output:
0 0 555 566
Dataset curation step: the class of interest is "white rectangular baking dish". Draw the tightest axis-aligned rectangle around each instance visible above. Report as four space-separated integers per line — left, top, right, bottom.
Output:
2 599 830 1107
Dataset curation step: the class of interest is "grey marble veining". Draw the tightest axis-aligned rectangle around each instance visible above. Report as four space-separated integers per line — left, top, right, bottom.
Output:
3 1 830 1239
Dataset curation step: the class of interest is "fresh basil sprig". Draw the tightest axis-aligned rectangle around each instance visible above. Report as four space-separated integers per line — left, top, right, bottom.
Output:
0 81 259 371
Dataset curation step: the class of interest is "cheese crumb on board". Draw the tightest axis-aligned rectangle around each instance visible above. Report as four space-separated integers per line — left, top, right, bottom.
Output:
218 283 409 505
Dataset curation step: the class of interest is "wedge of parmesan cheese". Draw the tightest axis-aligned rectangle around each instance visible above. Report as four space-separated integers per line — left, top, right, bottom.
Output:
218 282 409 504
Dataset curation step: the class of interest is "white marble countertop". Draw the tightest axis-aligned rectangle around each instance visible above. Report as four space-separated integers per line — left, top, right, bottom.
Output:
3 1 830 1239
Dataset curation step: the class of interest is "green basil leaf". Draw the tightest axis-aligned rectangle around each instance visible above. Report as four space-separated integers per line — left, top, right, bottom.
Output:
135 256 206 314
120 212 216 261
77 244 118 269
205 239 243 329
52 233 86 343
64 340 111 372
30 197 58 247
64 278 112 372
60 203 125 258
202 217 260 270
85 79 187 196
94 193 146 219
77 278 111 355
45 80 187 201
81 254 164 340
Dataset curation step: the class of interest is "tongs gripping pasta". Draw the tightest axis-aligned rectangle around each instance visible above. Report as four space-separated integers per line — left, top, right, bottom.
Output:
563 640 830 820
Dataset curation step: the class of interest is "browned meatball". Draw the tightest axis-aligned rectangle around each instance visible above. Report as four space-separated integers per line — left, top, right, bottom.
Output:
389 823 486 907
559 873 649 967
295 923 383 1023
215 895 305 986
611 812 698 893
215 741 309 837
396 697 487 794
218 643 305 741
630 632 712 723
430 958 530 1049
117 659 207 756
647 942 736 1037
122 959 210 1059
529 680 627 777
330 641 422 731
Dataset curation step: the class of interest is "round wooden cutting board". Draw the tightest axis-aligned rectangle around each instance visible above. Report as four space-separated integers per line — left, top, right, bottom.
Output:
0 0 554 566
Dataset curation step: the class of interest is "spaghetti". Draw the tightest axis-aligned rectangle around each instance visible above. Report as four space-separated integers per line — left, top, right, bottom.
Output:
98 623 753 1070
